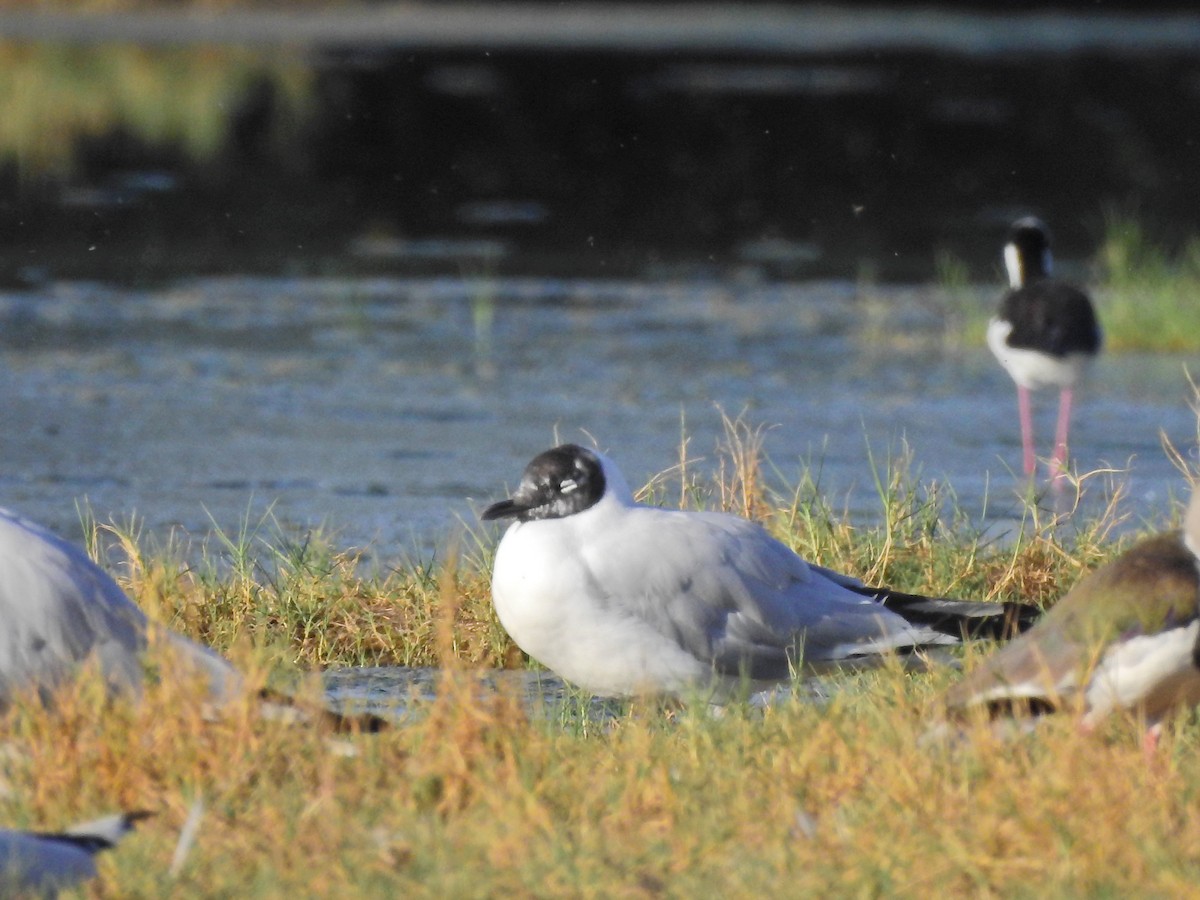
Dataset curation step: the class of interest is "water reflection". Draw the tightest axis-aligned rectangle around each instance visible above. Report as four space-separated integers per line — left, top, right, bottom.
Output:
321 665 843 724
4 28 1200 283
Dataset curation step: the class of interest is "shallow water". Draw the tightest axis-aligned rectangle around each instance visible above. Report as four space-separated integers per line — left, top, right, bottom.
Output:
321 666 614 724
2 274 1194 708
0 275 1193 570
320 664 840 722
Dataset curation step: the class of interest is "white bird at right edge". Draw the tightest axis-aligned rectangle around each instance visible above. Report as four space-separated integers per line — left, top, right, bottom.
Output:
482 444 1035 700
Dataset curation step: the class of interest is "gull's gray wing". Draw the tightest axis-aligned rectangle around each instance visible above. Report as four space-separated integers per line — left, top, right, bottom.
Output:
0 509 148 705
0 509 240 707
0 828 98 895
578 507 935 680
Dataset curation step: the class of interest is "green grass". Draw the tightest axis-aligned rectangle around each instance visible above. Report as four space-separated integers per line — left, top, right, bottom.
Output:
0 43 310 180
3 423 1197 895
1095 215 1200 352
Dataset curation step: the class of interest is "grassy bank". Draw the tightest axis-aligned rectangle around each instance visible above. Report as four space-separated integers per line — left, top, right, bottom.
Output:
3 427 1198 895
9 651 1200 896
1095 216 1200 352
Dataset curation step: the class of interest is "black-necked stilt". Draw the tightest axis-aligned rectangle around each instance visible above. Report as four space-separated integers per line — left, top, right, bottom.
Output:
482 444 1035 699
986 217 1102 479
944 481 1200 753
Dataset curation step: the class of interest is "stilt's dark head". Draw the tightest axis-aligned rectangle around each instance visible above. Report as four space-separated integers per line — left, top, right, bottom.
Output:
1005 217 1053 287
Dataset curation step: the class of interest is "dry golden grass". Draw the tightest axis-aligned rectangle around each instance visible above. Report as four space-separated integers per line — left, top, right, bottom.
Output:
4 424 1198 896
6 654 1200 896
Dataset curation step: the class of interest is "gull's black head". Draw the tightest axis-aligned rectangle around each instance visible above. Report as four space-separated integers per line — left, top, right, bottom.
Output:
1005 217 1053 286
482 444 607 522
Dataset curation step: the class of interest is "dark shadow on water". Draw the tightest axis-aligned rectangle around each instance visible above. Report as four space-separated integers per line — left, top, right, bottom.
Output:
2 14 1200 284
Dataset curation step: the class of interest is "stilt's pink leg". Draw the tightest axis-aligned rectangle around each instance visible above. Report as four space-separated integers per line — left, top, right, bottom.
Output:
1018 386 1036 477
1051 388 1074 480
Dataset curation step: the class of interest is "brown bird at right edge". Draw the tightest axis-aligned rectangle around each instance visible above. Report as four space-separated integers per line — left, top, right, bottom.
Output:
943 481 1200 753
987 217 1102 482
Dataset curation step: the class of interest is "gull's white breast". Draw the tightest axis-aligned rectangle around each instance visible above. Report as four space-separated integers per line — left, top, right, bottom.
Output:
490 501 710 697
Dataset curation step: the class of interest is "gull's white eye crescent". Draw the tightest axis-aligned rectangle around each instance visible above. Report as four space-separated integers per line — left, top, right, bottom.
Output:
560 478 578 494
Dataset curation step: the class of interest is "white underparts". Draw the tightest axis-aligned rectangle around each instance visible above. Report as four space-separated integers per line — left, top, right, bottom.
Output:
986 318 1092 390
1083 620 1200 725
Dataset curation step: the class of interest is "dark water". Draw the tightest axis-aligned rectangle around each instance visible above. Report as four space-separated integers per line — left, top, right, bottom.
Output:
3 7 1200 283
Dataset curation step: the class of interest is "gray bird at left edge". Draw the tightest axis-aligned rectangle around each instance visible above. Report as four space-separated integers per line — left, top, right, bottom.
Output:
0 811 149 897
482 444 1034 700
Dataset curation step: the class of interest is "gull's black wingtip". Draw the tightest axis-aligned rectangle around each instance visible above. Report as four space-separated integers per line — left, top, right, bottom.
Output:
860 587 1041 640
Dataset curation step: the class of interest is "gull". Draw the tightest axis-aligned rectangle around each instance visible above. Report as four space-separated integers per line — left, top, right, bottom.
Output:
943 482 1200 752
986 217 1102 480
0 810 149 897
482 444 1033 699
0 507 383 730
0 508 236 709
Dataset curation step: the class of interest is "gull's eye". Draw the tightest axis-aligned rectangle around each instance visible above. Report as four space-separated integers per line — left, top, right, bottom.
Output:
560 477 578 495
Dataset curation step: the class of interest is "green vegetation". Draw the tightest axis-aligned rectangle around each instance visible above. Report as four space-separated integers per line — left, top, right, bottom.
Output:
0 43 309 180
929 246 978 346
3 422 1198 895
1095 215 1200 352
